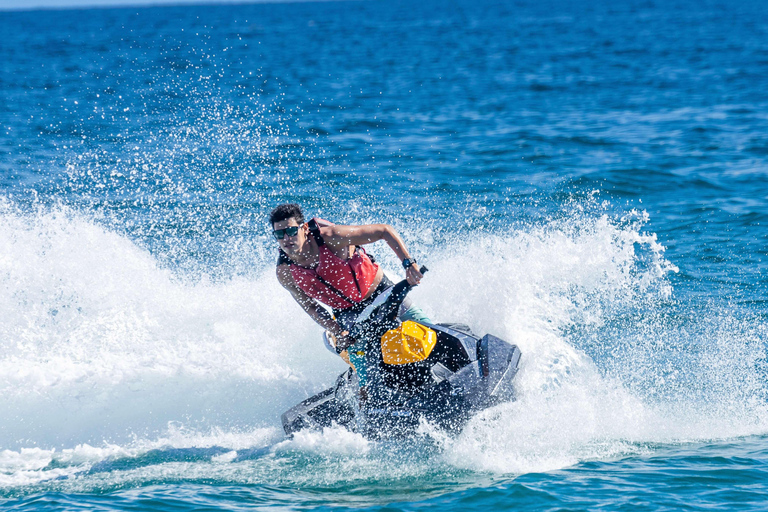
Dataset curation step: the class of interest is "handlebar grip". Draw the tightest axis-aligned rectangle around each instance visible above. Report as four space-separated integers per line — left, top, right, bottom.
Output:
419 265 428 274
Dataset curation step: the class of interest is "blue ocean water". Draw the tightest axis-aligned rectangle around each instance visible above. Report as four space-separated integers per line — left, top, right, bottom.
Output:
1 0 767 509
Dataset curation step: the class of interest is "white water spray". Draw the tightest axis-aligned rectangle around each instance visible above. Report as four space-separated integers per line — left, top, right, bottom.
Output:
1 198 766 490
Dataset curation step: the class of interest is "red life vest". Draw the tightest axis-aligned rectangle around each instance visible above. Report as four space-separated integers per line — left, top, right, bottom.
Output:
280 218 380 310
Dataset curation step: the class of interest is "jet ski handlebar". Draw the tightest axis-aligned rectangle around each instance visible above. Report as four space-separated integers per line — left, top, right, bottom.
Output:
377 265 428 324
347 265 428 341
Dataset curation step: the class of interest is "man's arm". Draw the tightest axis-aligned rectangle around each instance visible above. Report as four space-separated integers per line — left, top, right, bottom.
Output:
276 265 343 335
322 223 423 285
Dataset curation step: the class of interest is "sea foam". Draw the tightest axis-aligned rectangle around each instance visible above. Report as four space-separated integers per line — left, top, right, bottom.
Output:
1 197 766 490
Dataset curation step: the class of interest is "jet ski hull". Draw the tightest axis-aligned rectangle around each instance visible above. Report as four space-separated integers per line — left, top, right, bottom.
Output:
281 323 521 439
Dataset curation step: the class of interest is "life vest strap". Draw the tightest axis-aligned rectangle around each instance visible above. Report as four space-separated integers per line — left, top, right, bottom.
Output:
307 218 325 246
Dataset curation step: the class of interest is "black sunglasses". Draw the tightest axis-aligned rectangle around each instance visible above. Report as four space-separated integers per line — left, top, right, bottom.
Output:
272 226 300 240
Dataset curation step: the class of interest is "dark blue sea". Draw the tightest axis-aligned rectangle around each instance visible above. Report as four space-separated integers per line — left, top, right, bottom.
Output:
2 0 768 509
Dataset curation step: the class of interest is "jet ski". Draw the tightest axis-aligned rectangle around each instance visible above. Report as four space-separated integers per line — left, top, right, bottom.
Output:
281 267 522 439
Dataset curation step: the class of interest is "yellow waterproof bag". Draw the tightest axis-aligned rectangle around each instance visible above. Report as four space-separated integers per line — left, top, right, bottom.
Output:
381 321 437 365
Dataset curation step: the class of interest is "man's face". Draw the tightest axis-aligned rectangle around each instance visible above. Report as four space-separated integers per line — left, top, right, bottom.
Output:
273 217 307 256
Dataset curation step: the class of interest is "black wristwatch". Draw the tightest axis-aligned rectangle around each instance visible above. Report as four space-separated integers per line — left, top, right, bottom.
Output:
402 258 417 269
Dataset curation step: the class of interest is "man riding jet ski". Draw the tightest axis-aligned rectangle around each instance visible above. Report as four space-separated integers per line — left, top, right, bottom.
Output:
281 268 522 438
269 203 521 438
270 203 431 352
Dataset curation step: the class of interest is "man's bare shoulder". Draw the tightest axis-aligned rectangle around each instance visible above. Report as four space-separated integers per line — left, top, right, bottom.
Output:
319 224 358 251
318 223 341 236
322 223 387 247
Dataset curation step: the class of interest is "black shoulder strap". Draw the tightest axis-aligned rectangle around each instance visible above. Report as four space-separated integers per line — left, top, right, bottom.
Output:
307 218 325 246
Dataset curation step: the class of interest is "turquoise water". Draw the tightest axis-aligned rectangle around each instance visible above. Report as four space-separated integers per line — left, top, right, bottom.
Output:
1 0 768 509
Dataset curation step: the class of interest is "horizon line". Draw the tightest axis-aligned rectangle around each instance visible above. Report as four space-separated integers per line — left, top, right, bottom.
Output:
0 0 354 13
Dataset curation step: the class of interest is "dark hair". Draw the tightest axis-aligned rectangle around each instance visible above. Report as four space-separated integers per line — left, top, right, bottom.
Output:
270 203 304 226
